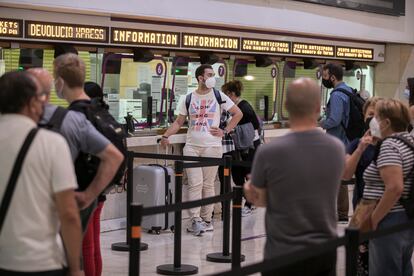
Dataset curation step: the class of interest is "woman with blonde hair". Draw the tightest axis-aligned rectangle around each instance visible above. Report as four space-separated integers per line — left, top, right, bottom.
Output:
363 98 414 276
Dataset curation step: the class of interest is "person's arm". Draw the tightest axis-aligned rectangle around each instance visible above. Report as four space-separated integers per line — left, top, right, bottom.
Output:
77 144 124 209
244 180 267 207
343 133 372 180
161 114 186 146
225 104 243 132
371 165 404 229
320 93 345 130
55 189 83 276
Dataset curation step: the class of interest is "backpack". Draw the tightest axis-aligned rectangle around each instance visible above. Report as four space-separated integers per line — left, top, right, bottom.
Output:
69 98 127 191
374 135 414 218
335 88 365 141
185 88 226 115
38 106 68 132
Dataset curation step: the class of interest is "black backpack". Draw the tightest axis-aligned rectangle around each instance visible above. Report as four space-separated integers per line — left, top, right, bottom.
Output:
38 106 68 132
335 88 365 141
69 98 127 191
185 88 226 115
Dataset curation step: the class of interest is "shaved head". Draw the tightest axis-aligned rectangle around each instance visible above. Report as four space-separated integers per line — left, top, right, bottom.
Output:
285 78 321 119
27 68 53 102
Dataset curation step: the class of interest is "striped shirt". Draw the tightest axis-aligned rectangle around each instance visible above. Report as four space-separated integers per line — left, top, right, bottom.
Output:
363 132 414 212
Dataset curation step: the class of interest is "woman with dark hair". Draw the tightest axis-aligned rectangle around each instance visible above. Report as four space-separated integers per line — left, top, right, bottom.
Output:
83 81 106 276
222 80 261 216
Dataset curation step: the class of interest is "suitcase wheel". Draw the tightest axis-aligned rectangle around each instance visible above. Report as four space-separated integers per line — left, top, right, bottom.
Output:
148 230 153 234
156 230 161 235
170 225 175 233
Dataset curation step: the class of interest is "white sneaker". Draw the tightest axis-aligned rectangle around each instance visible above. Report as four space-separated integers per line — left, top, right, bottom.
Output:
241 206 252 217
186 220 205 236
201 221 214 232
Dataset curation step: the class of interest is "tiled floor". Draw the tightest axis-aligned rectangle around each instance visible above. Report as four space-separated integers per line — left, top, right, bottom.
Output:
101 208 348 276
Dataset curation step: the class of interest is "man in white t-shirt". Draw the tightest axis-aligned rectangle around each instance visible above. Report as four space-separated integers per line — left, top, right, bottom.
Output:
0 71 82 276
161 64 243 235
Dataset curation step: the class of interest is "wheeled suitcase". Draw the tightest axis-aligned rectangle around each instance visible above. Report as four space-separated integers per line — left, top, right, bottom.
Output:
132 164 175 234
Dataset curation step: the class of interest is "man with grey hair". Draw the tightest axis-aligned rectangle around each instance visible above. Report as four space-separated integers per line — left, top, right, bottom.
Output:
245 78 345 276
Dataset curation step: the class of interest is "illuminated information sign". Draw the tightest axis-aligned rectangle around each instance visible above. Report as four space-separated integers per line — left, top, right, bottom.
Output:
241 38 290 54
111 28 180 47
25 21 108 43
0 18 22 38
182 33 240 50
292 43 335 57
336 46 373 60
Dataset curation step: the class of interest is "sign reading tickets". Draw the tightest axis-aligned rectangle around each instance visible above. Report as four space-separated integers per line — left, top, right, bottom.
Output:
25 21 108 43
292 43 334 57
336 47 373 60
0 18 22 38
182 33 239 50
242 38 290 54
111 28 180 47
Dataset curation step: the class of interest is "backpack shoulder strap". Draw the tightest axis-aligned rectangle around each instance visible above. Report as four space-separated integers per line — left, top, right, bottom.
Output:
388 135 414 151
334 87 354 98
213 88 225 104
185 93 192 115
0 128 38 234
47 106 68 131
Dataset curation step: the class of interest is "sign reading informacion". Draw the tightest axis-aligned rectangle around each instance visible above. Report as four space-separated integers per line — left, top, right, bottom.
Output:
242 38 290 54
292 43 335 57
0 18 22 38
182 33 240 50
111 28 180 47
25 21 108 43
336 46 373 60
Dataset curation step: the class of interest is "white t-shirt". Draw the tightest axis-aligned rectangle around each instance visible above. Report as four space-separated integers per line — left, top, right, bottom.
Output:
0 114 77 272
178 89 234 147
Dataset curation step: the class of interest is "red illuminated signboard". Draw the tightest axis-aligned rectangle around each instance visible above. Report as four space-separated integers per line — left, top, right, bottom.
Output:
25 21 108 43
292 42 335 57
0 18 23 38
241 38 290 54
336 46 373 60
182 33 240 51
111 27 180 47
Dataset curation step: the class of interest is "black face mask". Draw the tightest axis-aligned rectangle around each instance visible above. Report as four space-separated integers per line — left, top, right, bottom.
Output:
365 116 373 131
322 78 334 89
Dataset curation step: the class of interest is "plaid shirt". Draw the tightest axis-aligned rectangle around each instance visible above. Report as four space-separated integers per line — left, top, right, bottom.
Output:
220 110 235 153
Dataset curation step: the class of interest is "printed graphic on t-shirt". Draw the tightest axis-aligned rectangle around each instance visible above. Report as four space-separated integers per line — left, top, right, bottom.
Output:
189 98 217 132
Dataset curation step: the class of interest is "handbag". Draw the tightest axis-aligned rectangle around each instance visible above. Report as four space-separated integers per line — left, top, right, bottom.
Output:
0 128 38 234
349 199 378 232
231 122 255 150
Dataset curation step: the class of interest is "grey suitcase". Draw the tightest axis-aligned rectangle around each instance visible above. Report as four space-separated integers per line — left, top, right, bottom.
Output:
132 164 175 234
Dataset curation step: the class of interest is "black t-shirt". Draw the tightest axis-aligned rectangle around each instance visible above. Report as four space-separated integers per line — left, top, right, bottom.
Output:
237 100 260 130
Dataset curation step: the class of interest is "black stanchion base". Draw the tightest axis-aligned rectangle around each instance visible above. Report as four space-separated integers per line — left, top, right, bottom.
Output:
156 264 198 275
111 242 148 252
206 252 246 263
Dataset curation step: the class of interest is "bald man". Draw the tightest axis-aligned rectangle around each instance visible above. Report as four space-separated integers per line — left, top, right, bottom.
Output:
245 78 345 276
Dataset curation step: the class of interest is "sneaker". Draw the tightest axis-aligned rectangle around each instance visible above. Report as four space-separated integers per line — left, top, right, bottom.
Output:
241 206 252 217
338 217 349 224
201 221 214 232
186 220 205 236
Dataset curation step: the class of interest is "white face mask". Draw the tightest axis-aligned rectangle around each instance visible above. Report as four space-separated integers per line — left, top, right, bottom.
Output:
404 89 410 100
204 77 216 89
369 117 382 138
54 78 64 99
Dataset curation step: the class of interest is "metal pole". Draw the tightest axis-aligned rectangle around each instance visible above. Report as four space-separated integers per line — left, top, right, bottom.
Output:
345 228 359 276
232 186 244 269
173 160 184 267
129 204 143 276
223 155 232 256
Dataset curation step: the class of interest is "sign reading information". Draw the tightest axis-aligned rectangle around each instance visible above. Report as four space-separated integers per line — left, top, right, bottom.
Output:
292 43 335 57
111 28 180 47
182 33 240 50
336 46 373 60
0 18 22 38
241 38 290 54
25 21 108 43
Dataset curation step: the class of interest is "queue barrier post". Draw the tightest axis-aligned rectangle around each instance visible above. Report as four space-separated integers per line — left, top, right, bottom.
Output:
345 228 359 276
129 204 143 276
157 161 198 275
231 186 245 268
112 151 148 252
206 155 234 263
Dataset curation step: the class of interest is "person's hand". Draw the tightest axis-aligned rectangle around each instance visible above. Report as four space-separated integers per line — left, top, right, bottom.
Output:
67 269 84 276
75 191 94 210
357 130 373 152
244 180 257 204
160 136 170 147
210 127 224 137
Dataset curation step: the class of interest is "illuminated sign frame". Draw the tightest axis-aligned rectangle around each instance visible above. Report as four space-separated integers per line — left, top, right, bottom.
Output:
241 38 291 54
336 46 374 60
25 21 109 43
292 42 335 57
181 33 240 51
0 18 23 38
111 27 180 47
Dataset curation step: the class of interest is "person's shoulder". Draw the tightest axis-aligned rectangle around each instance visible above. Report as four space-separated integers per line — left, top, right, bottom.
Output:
321 132 346 151
37 128 68 147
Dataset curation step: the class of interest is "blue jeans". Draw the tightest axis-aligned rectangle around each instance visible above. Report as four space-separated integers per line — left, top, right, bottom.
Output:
369 211 414 276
